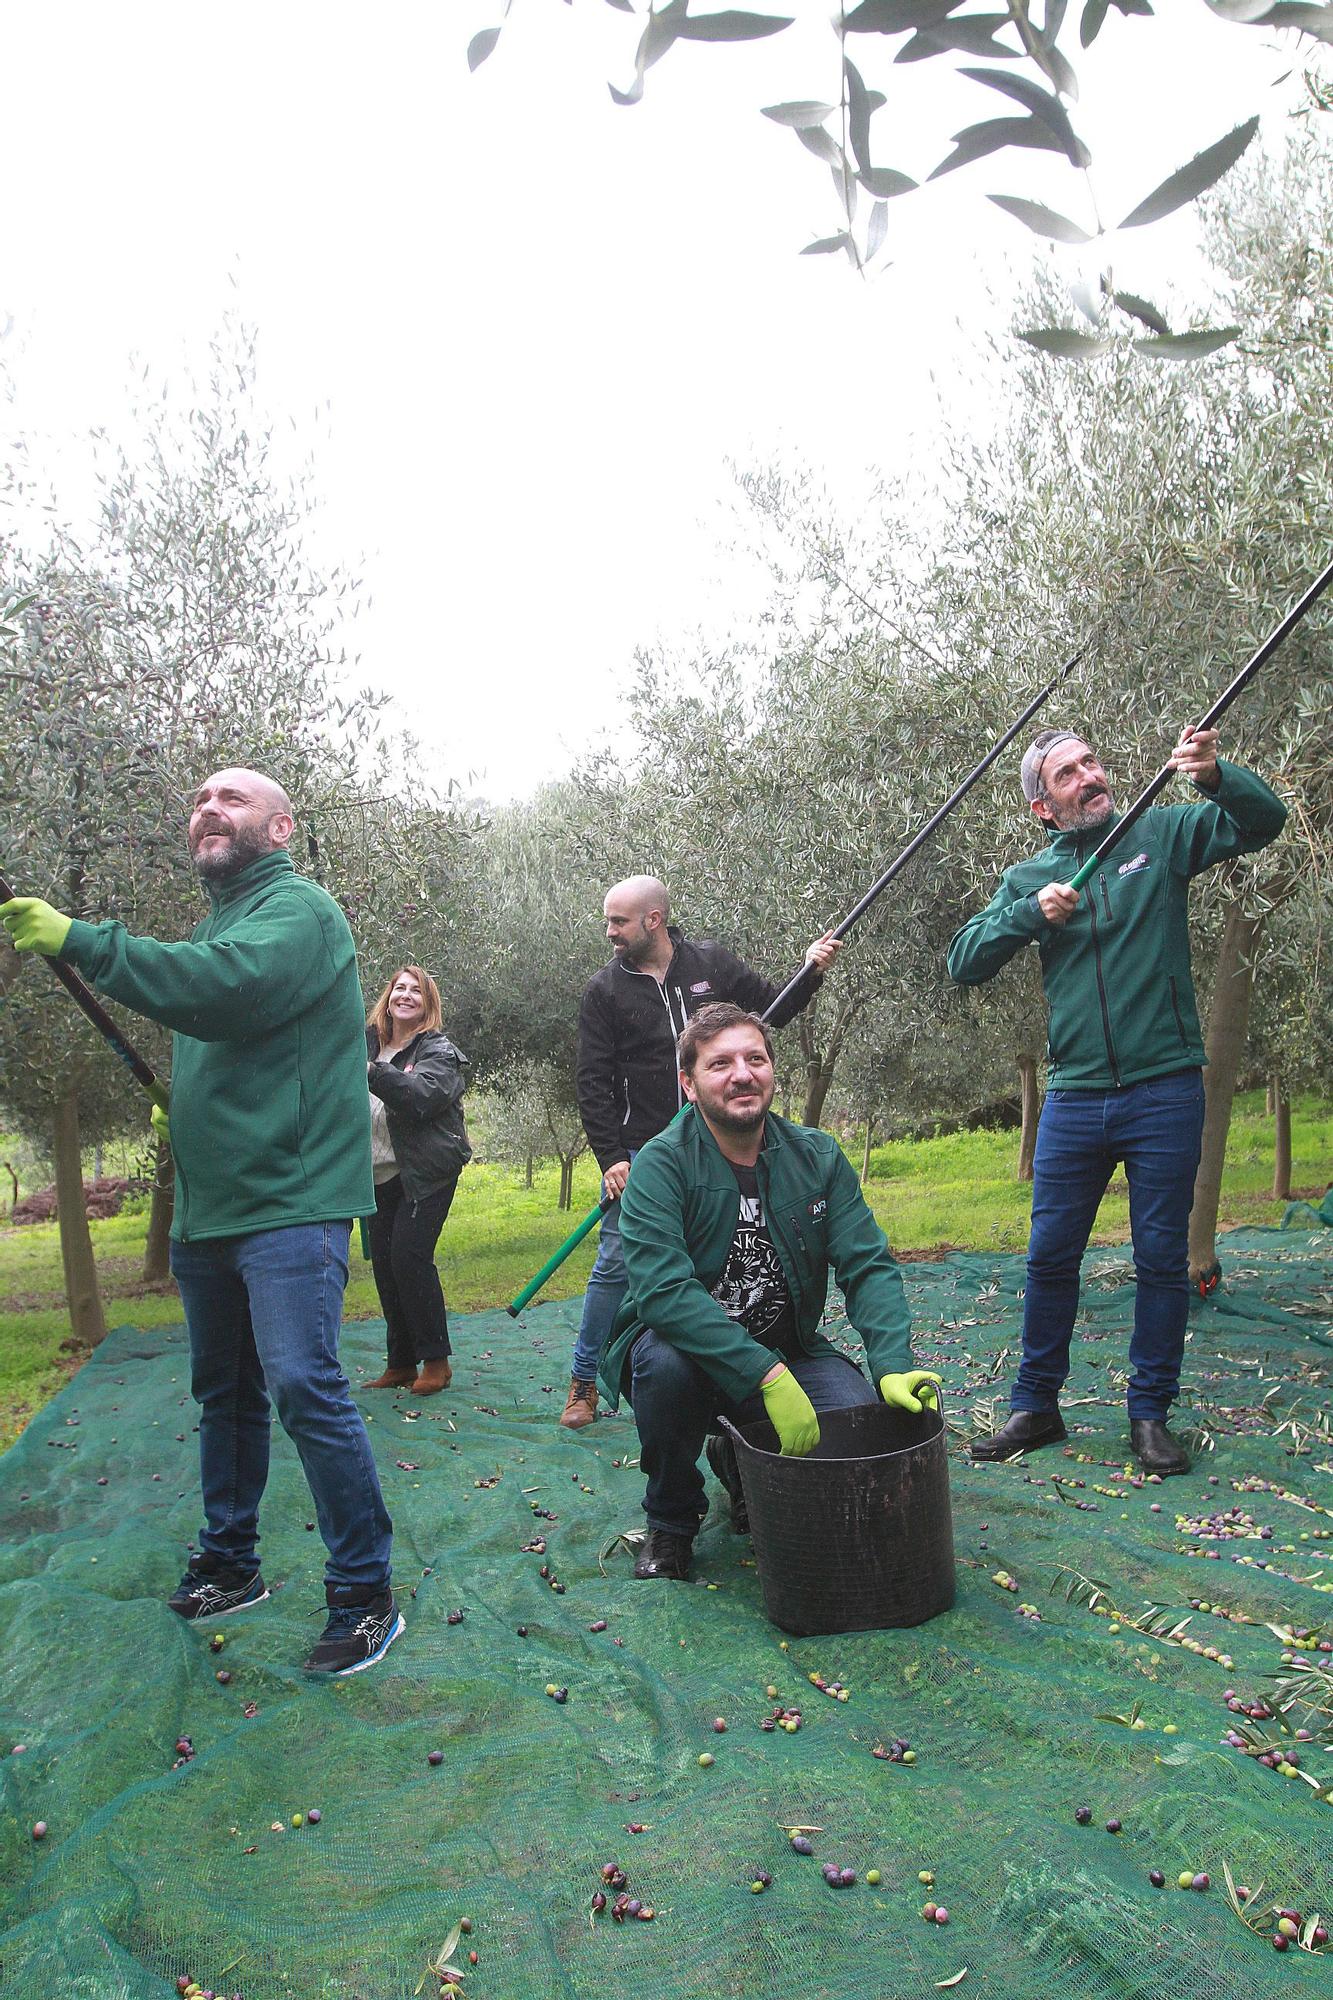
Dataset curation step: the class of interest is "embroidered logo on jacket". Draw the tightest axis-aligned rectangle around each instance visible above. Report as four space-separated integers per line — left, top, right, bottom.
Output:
807 1198 827 1220
1117 851 1150 877
689 981 712 994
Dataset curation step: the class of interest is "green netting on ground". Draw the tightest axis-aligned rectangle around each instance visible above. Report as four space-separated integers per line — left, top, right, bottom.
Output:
3 1226 1333 2000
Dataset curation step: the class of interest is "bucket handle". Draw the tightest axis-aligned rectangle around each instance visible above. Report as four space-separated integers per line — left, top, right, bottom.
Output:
716 1398 947 1458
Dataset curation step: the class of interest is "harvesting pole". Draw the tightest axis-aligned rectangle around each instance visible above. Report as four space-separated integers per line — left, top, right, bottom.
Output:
506 644 1087 1317
1066 556 1333 894
0 871 169 1112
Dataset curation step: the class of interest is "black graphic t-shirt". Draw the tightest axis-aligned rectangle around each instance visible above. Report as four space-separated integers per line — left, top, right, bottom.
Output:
711 1163 800 1360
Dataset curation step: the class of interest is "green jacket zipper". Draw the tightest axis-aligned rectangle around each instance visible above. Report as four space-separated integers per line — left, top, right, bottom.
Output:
1082 841 1122 1088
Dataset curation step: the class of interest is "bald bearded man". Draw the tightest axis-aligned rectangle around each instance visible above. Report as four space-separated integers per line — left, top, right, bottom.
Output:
563 874 839 1428
1 768 400 1676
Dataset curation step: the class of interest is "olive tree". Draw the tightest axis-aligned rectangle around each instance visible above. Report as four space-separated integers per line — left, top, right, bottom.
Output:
0 331 406 1334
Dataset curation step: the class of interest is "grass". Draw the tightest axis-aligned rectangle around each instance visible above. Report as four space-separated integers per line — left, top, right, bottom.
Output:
1 1088 1327 1450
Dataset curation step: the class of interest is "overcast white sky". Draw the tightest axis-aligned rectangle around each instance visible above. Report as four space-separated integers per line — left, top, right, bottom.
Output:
1 3 1316 798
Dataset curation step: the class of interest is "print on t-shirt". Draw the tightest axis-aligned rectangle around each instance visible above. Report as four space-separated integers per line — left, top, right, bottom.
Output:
712 1163 798 1356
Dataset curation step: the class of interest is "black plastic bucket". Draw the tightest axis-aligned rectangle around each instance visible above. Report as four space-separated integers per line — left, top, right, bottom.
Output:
717 1401 955 1636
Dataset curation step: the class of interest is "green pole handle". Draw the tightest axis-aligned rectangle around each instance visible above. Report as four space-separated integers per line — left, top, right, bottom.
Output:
507 1198 610 1317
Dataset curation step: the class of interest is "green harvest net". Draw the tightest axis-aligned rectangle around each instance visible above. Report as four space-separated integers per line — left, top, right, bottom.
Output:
3 1226 1333 2000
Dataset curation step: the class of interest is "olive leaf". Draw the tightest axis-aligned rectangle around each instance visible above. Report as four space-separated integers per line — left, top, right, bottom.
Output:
930 115 1070 178
1118 117 1260 229
843 0 967 31
988 195 1094 242
1109 290 1171 335
466 26 501 71
761 99 838 126
1132 327 1241 358
674 9 794 42
958 65 1089 161
1018 328 1116 357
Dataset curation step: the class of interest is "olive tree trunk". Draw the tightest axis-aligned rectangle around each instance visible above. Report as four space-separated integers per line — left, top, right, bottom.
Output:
861 1118 873 1186
797 994 861 1128
1188 903 1266 1284
1015 1053 1041 1182
558 1154 575 1211
1271 1076 1292 1201
53 1086 108 1348
143 1139 175 1281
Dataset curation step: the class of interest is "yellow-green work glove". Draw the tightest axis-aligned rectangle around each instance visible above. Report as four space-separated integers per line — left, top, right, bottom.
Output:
760 1367 820 1457
879 1369 943 1413
150 1103 171 1148
0 897 72 957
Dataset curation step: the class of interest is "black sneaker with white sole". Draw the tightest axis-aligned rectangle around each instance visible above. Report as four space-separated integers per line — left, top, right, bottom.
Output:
167 1553 270 1621
303 1587 405 1675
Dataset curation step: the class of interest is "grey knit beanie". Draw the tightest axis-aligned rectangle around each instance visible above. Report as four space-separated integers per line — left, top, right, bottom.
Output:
1020 729 1084 804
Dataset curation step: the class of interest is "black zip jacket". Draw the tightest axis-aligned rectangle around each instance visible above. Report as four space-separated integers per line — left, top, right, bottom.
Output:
575 927 819 1172
366 1026 472 1202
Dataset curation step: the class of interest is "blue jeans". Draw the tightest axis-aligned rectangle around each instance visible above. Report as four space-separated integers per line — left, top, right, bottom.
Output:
628 1333 879 1538
1015 1068 1206 1422
170 1222 393 1592
570 1153 637 1383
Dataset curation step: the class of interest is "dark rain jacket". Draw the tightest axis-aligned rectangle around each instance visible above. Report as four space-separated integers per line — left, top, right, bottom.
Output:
599 1103 913 1408
946 759 1286 1090
576 927 819 1172
366 1025 472 1203
61 849 375 1241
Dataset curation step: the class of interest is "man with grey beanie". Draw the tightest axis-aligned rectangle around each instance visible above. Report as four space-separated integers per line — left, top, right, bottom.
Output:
947 723 1286 1475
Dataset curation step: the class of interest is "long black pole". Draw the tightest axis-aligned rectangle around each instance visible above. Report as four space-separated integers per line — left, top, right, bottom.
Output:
507 644 1086 1316
760 643 1086 1023
1067 556 1333 893
0 872 169 1110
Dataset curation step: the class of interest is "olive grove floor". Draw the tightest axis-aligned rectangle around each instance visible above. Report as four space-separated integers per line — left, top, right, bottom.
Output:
2 1227 1331 2000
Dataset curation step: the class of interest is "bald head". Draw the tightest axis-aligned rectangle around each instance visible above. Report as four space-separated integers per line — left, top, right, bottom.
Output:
189 767 295 884
603 874 672 968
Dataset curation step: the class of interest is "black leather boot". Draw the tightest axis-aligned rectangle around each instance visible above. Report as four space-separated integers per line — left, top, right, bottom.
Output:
969 1409 1068 1461
1129 1419 1191 1476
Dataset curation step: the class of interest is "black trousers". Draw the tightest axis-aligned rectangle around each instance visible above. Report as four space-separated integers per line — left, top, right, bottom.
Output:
367 1173 458 1368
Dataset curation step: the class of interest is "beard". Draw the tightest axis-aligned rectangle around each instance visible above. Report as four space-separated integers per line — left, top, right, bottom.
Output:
191 819 271 883
1052 785 1115 833
704 1088 771 1134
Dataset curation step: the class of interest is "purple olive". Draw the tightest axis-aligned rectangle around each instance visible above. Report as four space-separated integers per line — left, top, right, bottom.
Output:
447 1609 464 1626
934 1907 949 1925
32 1822 47 1841
307 1809 321 1824
790 1835 813 1856
1105 1818 1122 1834
1149 1870 1165 1888
1192 1873 1210 1893
516 1626 528 1638
1074 1806 1092 1825
839 1868 856 1887
591 1891 607 1914
427 1750 444 1766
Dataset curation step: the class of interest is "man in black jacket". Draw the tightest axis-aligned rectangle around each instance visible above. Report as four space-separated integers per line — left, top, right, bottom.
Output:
562 874 839 1427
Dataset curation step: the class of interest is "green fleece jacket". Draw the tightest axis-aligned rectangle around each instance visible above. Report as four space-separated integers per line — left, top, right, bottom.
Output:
946 759 1286 1091
61 849 374 1241
599 1104 913 1408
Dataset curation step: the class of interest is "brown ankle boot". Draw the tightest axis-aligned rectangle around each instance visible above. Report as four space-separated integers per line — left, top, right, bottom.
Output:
364 1368 418 1390
560 1376 598 1429
415 1357 453 1396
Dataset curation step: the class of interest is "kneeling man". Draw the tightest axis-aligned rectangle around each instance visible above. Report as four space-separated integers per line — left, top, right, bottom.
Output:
598 1003 940 1580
